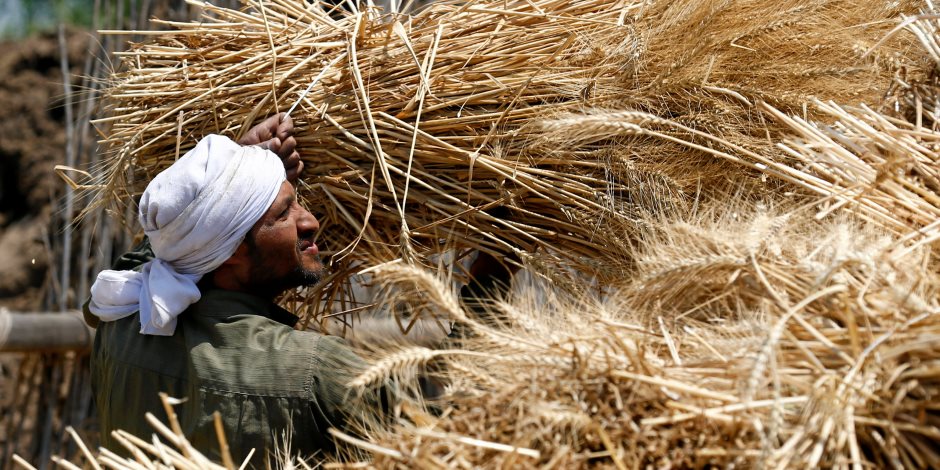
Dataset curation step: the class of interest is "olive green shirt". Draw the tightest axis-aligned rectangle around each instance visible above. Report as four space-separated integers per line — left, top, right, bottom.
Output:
84 243 383 465
85 241 505 466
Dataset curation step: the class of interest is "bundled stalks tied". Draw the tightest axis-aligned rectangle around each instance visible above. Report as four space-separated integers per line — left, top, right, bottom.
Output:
90 0 925 322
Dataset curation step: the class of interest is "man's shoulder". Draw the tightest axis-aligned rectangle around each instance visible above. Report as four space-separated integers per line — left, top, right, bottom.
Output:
92 313 189 381
184 306 364 399
185 289 315 357
92 290 367 399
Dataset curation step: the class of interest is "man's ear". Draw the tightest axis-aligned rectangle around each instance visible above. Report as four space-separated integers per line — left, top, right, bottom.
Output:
209 241 252 291
221 241 252 267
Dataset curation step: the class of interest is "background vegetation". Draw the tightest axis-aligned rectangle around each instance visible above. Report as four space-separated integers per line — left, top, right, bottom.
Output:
0 0 93 38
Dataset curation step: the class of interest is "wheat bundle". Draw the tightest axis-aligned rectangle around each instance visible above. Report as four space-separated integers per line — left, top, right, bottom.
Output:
342 207 940 469
332 9 940 467
337 17 940 461
91 0 923 321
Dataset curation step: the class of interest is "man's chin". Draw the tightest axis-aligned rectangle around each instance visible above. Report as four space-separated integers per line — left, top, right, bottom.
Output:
295 261 326 287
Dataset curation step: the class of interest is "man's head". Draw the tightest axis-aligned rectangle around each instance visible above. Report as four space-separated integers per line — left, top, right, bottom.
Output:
89 134 295 335
210 180 327 299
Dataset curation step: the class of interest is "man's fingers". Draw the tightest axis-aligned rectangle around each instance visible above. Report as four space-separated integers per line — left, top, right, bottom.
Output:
240 115 301 181
282 151 301 169
276 114 294 141
285 154 303 183
278 136 297 159
241 114 286 145
240 125 273 146
240 113 297 149
262 137 282 153
257 125 275 142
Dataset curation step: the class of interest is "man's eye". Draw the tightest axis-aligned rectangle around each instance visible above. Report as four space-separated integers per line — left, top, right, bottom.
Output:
279 207 290 219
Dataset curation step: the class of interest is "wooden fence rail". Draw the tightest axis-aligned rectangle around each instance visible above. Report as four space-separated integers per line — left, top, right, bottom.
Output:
0 310 93 352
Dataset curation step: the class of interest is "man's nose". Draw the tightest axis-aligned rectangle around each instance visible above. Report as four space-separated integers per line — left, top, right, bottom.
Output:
298 207 320 233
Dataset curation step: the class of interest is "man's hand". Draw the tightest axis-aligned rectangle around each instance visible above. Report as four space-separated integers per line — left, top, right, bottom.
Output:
239 113 303 183
467 205 524 286
468 250 519 287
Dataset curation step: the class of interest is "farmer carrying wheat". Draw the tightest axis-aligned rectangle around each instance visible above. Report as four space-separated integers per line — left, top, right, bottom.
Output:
82 114 512 465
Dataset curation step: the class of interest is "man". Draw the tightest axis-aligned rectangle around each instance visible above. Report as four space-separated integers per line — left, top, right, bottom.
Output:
84 114 511 465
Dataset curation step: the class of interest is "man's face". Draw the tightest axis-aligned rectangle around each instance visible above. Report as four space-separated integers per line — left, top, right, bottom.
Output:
243 181 326 297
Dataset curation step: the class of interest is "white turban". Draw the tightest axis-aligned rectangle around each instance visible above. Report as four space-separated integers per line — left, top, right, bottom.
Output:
89 134 287 336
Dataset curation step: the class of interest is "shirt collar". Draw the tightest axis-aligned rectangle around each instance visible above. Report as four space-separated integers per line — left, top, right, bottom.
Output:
192 289 299 328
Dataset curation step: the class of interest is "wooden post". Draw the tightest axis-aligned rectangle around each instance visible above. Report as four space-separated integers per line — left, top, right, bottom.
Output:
0 310 94 353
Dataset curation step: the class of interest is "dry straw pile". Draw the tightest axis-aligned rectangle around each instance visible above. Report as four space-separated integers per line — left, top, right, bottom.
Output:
65 0 940 468
93 0 925 318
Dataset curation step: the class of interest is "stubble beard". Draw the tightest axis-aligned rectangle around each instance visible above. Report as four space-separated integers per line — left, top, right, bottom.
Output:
293 238 327 287
247 242 327 298
292 254 326 287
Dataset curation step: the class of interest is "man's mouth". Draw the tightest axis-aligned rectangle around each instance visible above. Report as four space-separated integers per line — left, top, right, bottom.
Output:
298 238 318 255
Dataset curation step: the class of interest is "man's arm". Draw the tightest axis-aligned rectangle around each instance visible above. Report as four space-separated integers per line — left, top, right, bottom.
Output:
453 250 520 333
307 335 397 449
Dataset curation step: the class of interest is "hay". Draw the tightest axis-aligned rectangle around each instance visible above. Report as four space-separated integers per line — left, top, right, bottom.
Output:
36 211 940 468
63 0 940 468
89 0 923 323
16 394 265 470
342 208 940 469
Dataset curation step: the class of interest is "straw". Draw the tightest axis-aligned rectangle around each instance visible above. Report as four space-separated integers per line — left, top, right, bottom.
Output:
85 0 924 324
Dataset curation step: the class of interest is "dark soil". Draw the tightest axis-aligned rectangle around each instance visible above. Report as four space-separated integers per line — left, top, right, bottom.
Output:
0 31 87 310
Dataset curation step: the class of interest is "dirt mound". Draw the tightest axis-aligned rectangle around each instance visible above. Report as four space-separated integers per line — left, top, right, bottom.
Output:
0 31 87 310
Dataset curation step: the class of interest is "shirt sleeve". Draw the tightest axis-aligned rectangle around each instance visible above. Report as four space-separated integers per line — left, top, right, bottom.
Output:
308 335 396 439
448 272 513 339
111 236 156 270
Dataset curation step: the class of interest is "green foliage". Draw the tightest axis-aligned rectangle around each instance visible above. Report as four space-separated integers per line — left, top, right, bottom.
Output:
0 0 94 39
